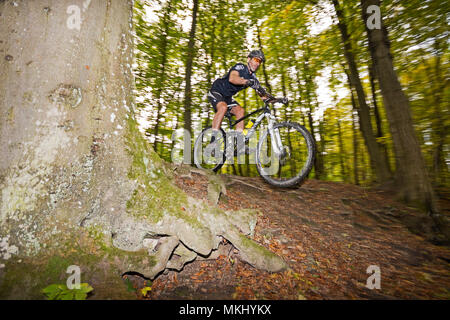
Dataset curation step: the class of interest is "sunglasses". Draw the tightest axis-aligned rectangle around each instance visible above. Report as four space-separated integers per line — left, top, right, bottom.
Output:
252 57 263 64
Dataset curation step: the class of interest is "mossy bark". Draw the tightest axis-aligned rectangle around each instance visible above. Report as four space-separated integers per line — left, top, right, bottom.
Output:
0 0 285 299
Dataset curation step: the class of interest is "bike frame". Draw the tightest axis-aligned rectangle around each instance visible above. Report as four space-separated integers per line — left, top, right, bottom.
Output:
224 102 285 156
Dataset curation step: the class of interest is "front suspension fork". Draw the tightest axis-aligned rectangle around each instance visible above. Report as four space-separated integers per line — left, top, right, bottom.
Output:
267 116 284 156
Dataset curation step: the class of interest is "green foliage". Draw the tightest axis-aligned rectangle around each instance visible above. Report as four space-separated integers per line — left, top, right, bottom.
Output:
133 0 448 187
42 283 93 300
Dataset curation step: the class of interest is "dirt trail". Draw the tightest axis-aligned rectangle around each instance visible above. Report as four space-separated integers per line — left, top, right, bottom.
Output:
128 172 450 300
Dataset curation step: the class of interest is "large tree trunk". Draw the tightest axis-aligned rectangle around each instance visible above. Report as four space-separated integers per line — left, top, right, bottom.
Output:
369 61 391 172
360 0 437 214
0 0 285 299
332 0 391 184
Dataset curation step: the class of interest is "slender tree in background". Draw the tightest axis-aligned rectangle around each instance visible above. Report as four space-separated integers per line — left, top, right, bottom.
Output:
301 45 323 179
342 66 362 185
152 1 173 151
352 104 360 185
256 24 273 95
368 61 391 172
336 119 347 180
428 37 448 186
134 0 184 157
360 0 437 213
332 0 391 184
316 117 326 179
183 0 199 137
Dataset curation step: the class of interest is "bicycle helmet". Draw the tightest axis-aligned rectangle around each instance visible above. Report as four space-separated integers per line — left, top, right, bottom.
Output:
248 49 265 63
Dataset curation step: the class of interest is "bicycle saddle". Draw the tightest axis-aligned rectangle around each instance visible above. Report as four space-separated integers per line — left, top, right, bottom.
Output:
225 103 237 120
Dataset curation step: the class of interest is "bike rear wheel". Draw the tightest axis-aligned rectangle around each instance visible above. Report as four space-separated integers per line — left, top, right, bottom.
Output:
193 127 227 172
256 122 315 187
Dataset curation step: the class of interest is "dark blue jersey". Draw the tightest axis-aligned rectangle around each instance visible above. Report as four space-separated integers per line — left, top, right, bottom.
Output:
210 63 258 97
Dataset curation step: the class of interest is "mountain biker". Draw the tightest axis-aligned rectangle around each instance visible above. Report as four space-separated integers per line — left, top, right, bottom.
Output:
208 50 268 135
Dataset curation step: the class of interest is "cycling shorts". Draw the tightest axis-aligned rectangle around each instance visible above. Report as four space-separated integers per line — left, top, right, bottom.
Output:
207 91 238 112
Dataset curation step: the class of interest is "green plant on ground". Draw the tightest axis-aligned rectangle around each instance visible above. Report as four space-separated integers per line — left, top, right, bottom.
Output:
42 283 93 300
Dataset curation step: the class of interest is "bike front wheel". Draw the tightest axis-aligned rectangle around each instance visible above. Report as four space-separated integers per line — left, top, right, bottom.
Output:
256 122 315 187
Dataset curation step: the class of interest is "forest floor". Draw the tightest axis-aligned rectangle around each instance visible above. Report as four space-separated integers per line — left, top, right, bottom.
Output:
125 171 450 300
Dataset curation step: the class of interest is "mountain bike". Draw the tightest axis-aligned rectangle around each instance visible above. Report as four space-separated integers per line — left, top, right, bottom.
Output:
193 94 315 187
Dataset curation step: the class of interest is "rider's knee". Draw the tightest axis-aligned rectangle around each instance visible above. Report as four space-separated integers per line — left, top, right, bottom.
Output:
234 105 244 117
216 102 227 114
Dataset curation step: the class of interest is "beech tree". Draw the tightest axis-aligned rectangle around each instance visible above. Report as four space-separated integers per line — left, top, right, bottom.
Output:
0 0 285 299
332 0 391 184
360 0 437 213
182 0 199 137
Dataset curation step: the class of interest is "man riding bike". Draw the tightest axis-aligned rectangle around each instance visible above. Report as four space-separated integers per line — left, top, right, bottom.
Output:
197 50 314 186
207 49 268 136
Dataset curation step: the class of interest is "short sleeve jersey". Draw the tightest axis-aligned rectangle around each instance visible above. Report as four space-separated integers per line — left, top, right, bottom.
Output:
210 63 258 97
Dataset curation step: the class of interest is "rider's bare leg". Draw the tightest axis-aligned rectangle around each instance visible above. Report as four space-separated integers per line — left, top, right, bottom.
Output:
212 101 228 130
230 105 245 132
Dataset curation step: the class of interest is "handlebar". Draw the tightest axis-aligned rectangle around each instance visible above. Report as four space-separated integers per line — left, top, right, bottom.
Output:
264 95 289 105
256 86 288 105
